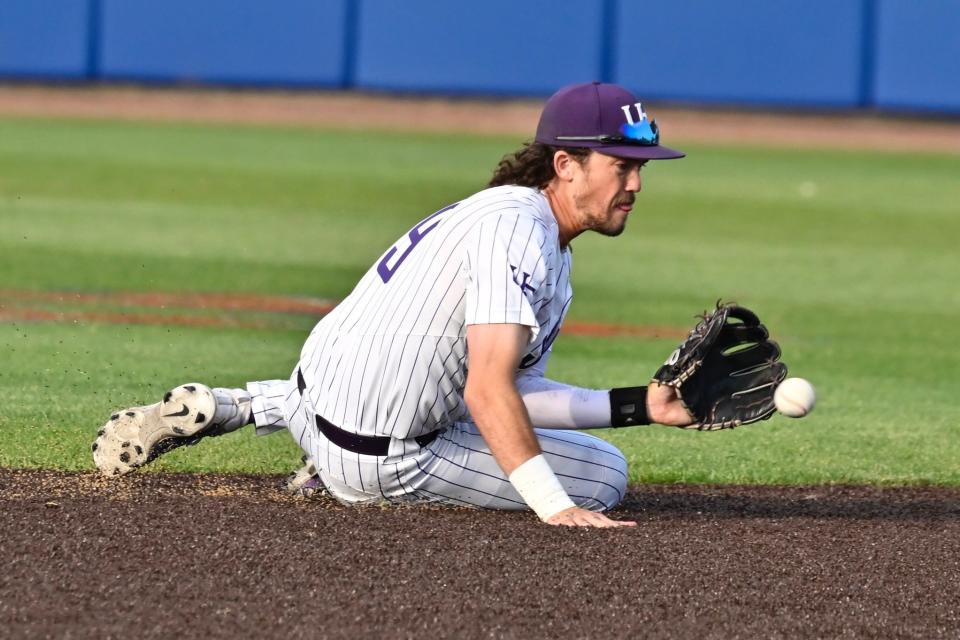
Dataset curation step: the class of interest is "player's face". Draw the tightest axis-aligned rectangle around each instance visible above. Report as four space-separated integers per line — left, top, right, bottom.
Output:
571 153 645 237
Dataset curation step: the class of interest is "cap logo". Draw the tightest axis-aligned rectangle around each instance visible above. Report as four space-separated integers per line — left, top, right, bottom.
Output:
620 102 648 126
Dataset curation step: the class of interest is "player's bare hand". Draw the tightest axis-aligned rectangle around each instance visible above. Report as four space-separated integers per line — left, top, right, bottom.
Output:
646 382 695 427
546 507 636 528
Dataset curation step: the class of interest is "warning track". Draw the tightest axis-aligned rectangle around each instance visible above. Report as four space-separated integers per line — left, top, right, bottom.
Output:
1 84 959 154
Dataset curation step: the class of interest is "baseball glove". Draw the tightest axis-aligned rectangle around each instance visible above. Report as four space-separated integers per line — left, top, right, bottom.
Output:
654 302 787 430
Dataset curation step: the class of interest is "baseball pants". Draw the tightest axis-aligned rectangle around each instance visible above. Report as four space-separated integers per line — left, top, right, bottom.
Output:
247 377 628 512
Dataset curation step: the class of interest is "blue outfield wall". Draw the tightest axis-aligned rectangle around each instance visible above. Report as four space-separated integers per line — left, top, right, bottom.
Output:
873 0 960 112
0 1 92 78
612 0 867 108
98 0 349 86
0 0 958 113
353 0 605 95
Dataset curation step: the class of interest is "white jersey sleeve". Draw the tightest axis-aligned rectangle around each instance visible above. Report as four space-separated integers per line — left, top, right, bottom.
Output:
463 210 552 342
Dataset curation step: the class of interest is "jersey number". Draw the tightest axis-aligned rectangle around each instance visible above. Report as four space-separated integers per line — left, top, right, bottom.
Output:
377 203 457 283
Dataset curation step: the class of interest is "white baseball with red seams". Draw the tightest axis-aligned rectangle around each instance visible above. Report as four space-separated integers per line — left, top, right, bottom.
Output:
774 378 816 418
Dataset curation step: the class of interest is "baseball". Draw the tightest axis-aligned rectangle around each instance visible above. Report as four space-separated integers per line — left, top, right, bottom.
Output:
774 377 816 418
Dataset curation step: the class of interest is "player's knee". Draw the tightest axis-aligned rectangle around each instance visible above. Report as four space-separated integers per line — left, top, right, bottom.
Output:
599 451 629 511
581 439 629 512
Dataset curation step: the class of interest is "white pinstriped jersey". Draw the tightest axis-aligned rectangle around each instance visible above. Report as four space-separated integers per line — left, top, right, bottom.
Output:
297 185 573 439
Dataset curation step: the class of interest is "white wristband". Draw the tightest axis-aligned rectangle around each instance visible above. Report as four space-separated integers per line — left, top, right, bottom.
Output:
508 454 576 521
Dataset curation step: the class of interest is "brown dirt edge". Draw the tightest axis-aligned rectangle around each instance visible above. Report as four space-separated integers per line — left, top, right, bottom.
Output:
3 469 959 639
2 83 959 154
0 288 688 339
0 289 338 314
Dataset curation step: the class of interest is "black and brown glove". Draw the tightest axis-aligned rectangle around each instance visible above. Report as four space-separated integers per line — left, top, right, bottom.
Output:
654 302 787 430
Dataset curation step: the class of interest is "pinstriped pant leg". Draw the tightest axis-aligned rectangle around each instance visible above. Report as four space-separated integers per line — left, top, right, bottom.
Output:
408 421 629 512
246 378 294 436
246 375 327 480
278 373 394 505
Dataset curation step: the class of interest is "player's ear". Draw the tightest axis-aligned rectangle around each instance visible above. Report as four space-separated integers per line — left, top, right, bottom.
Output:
552 150 577 182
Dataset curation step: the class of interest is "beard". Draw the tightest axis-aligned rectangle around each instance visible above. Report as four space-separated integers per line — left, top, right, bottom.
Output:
581 201 632 237
571 188 634 237
593 217 627 237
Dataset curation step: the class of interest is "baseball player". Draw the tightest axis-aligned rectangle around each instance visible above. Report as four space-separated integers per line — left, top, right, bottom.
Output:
93 82 786 528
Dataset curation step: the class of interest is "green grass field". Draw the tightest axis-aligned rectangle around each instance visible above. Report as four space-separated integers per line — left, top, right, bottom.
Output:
1 116 958 484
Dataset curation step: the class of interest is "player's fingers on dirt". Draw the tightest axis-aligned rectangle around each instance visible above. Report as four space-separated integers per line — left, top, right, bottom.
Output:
589 513 636 528
578 513 636 528
547 509 585 527
547 508 636 528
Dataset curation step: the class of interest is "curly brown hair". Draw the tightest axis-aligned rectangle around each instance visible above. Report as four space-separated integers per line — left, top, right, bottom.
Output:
488 142 590 189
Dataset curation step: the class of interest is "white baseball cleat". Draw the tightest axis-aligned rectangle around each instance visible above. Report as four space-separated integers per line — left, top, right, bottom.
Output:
93 383 225 477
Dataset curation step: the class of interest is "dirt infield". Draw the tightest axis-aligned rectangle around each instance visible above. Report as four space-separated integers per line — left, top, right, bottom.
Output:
2 84 959 153
3 470 959 639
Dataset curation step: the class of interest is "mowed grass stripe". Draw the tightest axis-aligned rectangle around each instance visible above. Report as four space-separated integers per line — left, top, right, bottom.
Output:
1 117 958 484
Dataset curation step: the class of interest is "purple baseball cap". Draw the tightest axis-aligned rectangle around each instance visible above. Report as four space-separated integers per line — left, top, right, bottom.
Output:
535 81 685 160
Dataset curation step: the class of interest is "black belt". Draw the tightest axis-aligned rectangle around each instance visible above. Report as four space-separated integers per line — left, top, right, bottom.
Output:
298 369 440 456
314 414 439 456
